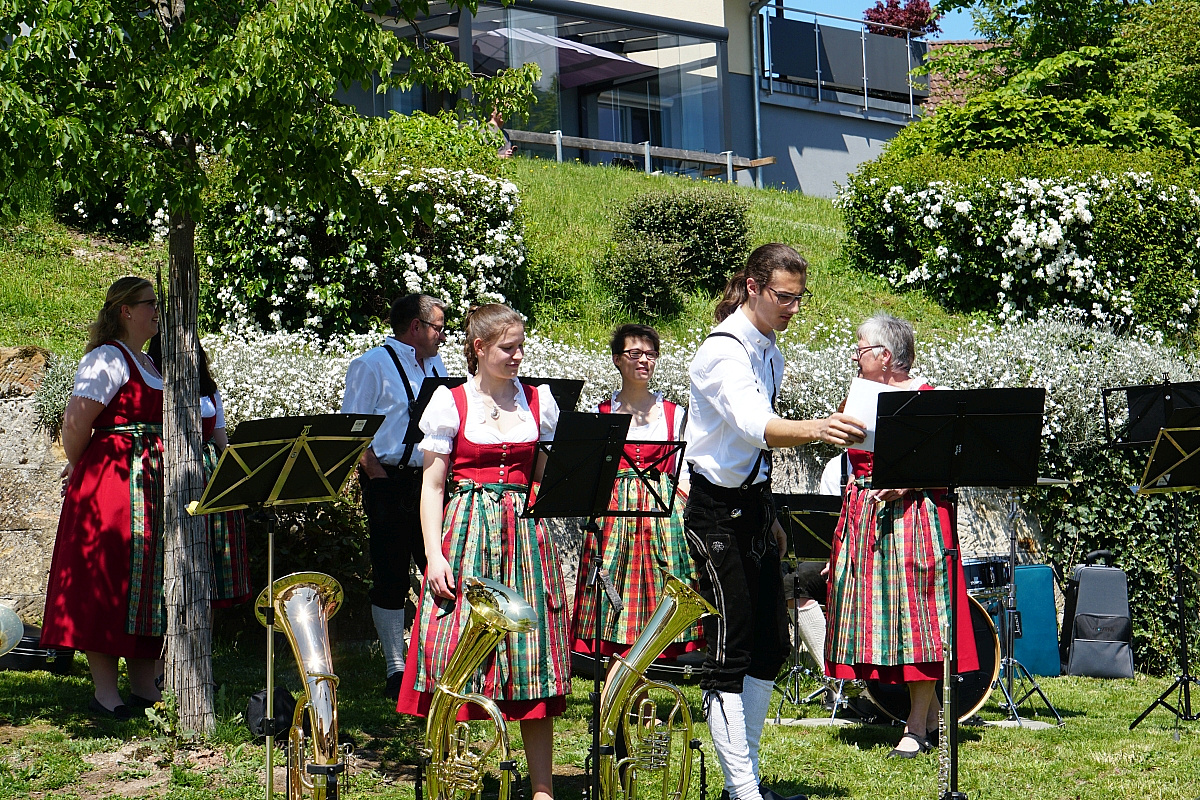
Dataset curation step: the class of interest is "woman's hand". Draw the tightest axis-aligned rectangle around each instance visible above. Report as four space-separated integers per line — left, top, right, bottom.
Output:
59 463 74 497
869 488 909 503
426 553 456 600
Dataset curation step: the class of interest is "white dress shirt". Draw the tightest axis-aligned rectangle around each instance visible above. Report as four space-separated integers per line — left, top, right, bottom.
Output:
685 306 783 488
340 337 447 467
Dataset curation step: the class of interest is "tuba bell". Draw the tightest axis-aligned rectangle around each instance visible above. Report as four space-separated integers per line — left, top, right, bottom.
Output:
256 572 346 800
419 576 538 800
596 571 719 800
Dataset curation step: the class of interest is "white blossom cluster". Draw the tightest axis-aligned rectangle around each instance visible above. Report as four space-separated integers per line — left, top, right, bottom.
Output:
200 166 527 335
838 172 1200 332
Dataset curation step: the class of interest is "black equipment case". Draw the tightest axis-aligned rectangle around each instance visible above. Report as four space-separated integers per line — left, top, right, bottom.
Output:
1059 550 1135 678
0 623 74 675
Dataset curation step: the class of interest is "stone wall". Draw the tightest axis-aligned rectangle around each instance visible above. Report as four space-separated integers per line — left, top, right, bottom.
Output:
0 347 64 623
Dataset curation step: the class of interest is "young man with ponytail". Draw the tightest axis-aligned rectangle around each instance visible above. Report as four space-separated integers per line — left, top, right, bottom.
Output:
684 244 865 800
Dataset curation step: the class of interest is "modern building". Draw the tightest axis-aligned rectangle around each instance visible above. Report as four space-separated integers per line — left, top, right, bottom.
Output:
342 1 930 197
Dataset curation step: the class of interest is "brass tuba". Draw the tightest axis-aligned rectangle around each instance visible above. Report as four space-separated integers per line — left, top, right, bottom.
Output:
419 576 538 800
597 572 719 800
256 572 346 800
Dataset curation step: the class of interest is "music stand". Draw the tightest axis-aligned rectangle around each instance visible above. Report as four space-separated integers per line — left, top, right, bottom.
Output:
1129 405 1200 730
402 376 466 447
873 387 1045 800
188 413 382 800
524 377 586 413
522 411 701 800
771 494 848 722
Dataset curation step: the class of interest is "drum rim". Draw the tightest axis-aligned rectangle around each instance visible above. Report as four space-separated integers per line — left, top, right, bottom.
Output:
862 594 1001 723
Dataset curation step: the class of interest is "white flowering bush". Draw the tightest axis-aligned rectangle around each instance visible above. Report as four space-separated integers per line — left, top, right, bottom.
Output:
838 147 1200 335
199 166 527 335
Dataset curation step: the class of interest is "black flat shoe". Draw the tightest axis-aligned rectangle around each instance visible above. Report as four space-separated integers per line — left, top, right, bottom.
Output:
383 671 403 701
128 694 159 709
761 786 809 800
88 697 135 720
887 732 931 759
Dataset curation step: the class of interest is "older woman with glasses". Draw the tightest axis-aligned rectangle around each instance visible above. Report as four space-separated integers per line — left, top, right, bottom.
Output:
570 323 700 661
824 313 977 758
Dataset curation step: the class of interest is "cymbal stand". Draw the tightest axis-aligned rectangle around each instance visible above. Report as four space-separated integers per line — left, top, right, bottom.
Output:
993 492 1062 725
774 572 859 723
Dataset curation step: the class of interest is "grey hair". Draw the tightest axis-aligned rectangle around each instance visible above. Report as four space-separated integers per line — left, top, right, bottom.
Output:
857 313 915 371
390 293 446 335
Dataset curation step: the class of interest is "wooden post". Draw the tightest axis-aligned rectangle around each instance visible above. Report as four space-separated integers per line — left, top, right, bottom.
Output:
161 141 216 735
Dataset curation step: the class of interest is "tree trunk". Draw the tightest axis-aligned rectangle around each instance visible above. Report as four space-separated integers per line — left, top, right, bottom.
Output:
162 186 216 735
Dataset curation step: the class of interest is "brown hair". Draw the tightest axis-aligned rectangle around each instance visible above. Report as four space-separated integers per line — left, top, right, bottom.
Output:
609 323 660 356
463 304 524 375
390 293 446 337
86 276 153 353
714 243 808 322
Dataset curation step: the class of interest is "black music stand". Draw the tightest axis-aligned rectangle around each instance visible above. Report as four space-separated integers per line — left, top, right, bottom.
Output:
188 413 381 800
524 377 586 412
873 388 1044 800
772 494 846 721
402 376 466 447
1129 405 1200 731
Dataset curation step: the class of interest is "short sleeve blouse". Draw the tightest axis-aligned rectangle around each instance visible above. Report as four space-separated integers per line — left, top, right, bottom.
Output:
72 342 163 406
418 379 560 455
201 390 226 429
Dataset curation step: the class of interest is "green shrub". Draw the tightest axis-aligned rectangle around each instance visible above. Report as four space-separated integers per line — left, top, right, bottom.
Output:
611 187 750 294
837 146 1200 335
600 238 686 319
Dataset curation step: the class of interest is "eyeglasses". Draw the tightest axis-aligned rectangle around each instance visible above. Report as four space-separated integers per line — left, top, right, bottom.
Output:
620 349 659 361
420 319 446 335
764 286 812 308
131 299 159 311
852 344 886 359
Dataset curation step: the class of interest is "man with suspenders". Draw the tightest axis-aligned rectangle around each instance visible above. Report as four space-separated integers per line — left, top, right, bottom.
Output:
685 244 865 800
341 294 448 699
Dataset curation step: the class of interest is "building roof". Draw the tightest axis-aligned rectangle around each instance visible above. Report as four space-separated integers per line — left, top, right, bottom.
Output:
925 39 998 109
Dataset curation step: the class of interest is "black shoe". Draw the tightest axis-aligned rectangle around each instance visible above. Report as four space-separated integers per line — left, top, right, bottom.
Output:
88 697 135 720
760 786 809 800
887 732 932 759
128 694 159 709
383 672 403 701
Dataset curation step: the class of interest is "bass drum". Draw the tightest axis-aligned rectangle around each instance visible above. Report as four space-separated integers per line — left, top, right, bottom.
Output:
863 594 1001 723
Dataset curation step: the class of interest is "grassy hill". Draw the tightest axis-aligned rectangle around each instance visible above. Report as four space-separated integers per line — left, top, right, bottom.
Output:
0 158 976 356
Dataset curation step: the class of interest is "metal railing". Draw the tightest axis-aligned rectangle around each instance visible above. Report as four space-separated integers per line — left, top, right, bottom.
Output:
506 129 776 181
761 4 930 117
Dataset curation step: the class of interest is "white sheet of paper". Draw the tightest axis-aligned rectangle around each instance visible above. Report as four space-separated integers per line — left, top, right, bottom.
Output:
840 377 908 453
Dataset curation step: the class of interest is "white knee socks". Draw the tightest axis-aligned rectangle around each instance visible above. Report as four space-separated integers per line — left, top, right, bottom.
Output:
706 689 763 800
372 605 407 677
741 676 775 783
795 601 827 669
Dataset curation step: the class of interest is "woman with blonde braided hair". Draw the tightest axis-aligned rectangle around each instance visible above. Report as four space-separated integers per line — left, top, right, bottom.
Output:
397 303 569 800
42 276 166 720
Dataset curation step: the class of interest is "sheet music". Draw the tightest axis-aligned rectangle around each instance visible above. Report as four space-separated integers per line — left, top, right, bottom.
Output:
840 377 908 453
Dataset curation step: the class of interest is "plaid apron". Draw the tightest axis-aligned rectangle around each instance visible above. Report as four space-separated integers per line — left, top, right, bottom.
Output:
201 440 252 603
826 479 951 667
412 480 572 701
105 422 165 637
571 470 699 647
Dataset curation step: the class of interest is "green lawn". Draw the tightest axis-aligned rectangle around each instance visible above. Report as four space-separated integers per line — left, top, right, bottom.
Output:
1 632 1197 800
510 157 975 345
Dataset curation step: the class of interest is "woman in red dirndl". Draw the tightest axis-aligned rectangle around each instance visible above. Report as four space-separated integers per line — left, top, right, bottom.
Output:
41 277 166 720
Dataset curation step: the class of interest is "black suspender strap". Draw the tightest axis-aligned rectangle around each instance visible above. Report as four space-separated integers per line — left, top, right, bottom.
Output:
382 343 440 467
704 331 776 491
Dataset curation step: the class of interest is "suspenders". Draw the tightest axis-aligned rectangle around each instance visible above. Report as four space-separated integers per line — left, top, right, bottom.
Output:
382 343 440 467
703 332 777 491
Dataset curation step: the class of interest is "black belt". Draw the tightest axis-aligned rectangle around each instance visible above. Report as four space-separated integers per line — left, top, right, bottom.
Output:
381 463 423 479
691 471 770 501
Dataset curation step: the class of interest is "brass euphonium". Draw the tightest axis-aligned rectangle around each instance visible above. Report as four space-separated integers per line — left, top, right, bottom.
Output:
597 571 719 800
256 572 346 800
419 576 538 800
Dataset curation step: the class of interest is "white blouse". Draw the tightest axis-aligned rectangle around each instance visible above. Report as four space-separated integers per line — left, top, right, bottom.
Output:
201 390 226 429
419 379 560 455
594 391 686 442
72 342 163 406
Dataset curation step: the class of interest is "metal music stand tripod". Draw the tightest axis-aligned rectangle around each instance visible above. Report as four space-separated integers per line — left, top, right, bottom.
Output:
1128 404 1200 732
188 412 381 800
873 387 1045 800
993 482 1064 726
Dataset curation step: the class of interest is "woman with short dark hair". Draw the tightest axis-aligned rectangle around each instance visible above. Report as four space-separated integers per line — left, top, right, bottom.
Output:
570 323 699 659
